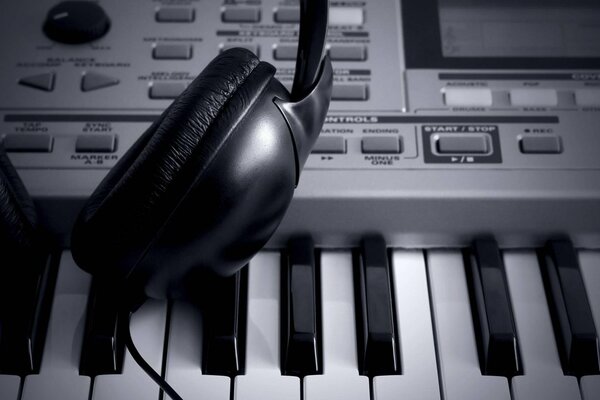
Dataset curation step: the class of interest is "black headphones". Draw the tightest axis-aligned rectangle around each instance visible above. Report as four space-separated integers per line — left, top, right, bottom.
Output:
70 0 332 299
0 2 330 398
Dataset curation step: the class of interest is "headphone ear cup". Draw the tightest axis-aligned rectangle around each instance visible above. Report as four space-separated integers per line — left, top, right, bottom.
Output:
0 148 41 259
71 48 278 287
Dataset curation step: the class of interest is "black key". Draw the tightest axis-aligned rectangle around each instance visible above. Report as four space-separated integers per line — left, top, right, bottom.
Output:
466 238 521 377
540 239 600 375
79 279 126 376
0 252 57 375
203 267 247 376
281 236 321 376
355 235 399 376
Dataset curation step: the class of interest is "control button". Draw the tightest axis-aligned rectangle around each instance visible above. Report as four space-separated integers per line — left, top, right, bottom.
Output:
312 137 346 154
222 7 261 23
435 134 490 154
153 44 192 60
361 137 402 154
510 89 558 107
220 44 259 57
329 7 364 26
273 45 298 61
274 7 299 23
75 134 116 153
575 89 600 106
444 88 493 107
329 45 367 61
43 1 110 44
519 135 562 154
3 134 53 153
156 7 195 23
81 72 119 92
19 73 55 92
149 82 186 99
332 84 368 101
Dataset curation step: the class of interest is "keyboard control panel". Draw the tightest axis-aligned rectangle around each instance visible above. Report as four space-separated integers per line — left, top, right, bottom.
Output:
0 0 598 247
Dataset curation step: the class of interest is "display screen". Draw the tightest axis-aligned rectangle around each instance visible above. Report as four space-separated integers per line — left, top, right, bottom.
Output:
438 0 600 58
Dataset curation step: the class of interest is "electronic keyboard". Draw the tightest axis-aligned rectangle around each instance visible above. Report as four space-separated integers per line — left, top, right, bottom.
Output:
1 0 599 399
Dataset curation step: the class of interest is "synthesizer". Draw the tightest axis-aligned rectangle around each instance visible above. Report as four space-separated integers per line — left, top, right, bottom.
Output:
0 0 599 400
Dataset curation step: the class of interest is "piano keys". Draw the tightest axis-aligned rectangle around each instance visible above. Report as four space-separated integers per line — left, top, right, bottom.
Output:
1 237 599 400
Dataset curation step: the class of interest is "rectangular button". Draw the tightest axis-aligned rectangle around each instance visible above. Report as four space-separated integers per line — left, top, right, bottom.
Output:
510 89 558 107
3 134 53 152
222 7 261 23
274 45 298 61
274 7 299 23
436 134 490 154
149 82 186 99
220 44 259 57
153 44 192 60
444 88 493 107
75 135 116 153
329 46 367 61
332 84 368 101
156 8 195 23
575 89 600 106
311 137 346 154
329 7 364 25
519 136 562 154
361 137 401 154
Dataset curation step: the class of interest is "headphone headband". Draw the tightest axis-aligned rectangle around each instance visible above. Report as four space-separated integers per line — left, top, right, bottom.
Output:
291 0 329 101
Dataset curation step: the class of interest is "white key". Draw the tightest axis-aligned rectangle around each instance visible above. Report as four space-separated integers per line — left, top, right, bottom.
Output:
233 252 299 400
91 300 168 400
0 337 20 400
304 251 370 400
164 301 230 400
374 250 440 400
22 251 92 400
503 251 581 400
579 251 600 400
427 251 511 400
0 375 20 400
581 378 600 400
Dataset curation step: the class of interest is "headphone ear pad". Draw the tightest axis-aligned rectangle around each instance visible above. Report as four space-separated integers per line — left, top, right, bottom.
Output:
0 148 40 259
71 48 278 285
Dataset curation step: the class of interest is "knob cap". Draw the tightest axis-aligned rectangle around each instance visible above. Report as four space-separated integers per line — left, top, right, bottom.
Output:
43 1 110 44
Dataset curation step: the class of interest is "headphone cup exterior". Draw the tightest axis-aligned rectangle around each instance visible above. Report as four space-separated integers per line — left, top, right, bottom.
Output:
71 48 286 296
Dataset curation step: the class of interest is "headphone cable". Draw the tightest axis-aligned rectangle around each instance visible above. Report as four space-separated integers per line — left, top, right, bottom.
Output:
123 296 184 400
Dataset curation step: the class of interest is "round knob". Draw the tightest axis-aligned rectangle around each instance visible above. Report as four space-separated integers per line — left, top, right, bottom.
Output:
43 1 110 44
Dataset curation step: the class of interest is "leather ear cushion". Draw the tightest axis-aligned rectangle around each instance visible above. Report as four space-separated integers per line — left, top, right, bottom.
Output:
0 148 39 257
72 48 276 279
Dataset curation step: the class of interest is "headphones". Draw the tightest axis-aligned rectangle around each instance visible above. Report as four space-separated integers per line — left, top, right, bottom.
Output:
70 0 332 299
